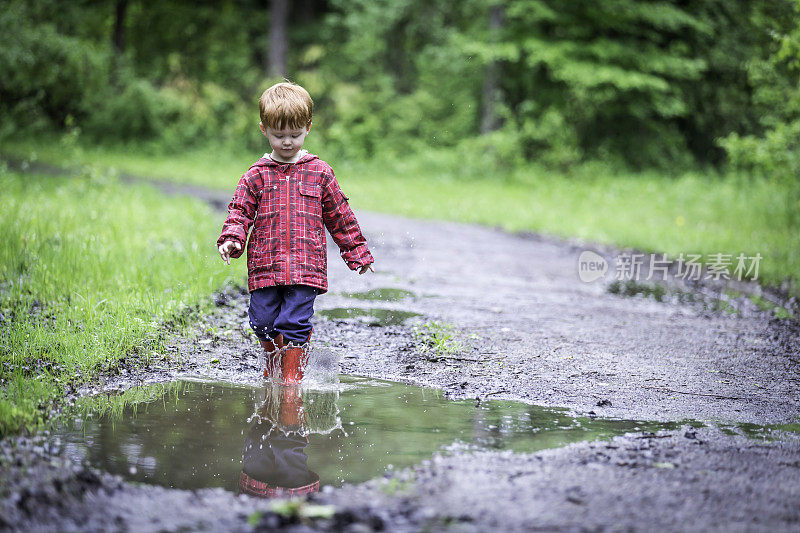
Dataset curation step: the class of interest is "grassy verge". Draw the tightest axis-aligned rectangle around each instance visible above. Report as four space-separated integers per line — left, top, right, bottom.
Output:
3 135 798 295
1 134 251 190
0 166 246 436
344 159 799 296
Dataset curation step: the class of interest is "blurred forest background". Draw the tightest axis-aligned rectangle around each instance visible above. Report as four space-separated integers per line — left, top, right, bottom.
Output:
2 0 799 175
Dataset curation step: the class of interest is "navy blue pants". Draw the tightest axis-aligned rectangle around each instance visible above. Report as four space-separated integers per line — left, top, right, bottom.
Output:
249 285 317 344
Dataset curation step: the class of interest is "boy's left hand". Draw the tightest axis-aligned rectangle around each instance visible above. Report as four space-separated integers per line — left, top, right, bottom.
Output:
358 263 375 275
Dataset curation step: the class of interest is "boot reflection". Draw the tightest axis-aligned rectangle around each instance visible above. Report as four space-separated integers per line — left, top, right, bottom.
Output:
239 380 342 498
239 384 319 498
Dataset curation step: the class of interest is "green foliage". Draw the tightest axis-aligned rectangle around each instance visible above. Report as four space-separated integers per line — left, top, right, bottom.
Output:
413 321 463 359
0 167 246 435
380 473 416 496
337 156 799 294
123 1 266 89
82 74 255 149
301 0 485 158
718 1 800 187
2 0 799 295
0 2 108 134
2 0 798 171
491 0 784 169
749 294 796 319
0 0 263 150
247 512 264 527
270 501 336 520
72 381 186 421
721 122 800 185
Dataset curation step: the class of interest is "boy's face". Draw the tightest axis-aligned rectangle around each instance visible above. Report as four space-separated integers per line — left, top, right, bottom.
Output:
260 123 311 160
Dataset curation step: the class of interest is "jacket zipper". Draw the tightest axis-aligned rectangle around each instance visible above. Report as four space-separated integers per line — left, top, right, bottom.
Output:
284 170 291 284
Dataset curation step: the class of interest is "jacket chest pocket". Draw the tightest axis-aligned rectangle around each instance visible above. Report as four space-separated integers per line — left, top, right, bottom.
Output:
257 183 280 220
297 182 323 220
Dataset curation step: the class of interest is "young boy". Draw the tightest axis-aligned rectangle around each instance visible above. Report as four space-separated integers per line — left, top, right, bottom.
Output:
217 82 374 384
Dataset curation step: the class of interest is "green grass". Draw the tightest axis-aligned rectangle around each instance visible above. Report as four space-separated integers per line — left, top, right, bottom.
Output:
412 321 463 360
749 294 796 319
1 134 249 191
71 381 186 421
3 135 798 295
341 158 799 296
0 167 246 435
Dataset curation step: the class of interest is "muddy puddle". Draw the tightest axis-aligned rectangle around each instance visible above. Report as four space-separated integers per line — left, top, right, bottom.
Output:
340 288 416 301
317 307 421 326
52 376 711 496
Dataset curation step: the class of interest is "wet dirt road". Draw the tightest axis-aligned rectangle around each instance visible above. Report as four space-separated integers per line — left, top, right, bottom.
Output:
3 183 800 532
323 211 800 425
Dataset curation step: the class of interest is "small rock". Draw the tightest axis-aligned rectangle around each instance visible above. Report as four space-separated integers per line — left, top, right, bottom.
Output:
596 399 612 407
345 523 373 533
255 512 283 530
333 510 356 529
565 486 585 505
653 462 676 469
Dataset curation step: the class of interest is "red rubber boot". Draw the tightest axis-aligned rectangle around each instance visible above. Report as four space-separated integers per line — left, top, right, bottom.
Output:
278 384 304 429
280 330 312 384
281 345 305 384
259 334 284 379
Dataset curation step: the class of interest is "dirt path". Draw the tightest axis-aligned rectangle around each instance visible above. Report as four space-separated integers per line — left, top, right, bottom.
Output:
323 211 800 425
3 175 800 532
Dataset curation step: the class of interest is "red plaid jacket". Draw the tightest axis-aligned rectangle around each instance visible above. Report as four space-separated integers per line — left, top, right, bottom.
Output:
217 153 373 293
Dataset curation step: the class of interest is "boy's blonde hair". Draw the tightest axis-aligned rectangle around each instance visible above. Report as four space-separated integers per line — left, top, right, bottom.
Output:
259 82 314 130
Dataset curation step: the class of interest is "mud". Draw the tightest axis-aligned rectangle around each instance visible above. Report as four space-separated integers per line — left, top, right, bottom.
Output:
334 212 800 425
3 181 800 531
4 427 799 532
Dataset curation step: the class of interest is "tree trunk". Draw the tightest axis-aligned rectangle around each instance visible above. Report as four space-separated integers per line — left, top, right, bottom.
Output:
268 0 290 78
300 0 315 20
113 0 128 55
480 4 504 134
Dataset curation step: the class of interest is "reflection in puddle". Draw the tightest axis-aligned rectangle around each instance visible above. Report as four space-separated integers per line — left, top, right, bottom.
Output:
240 385 323 497
340 288 416 301
59 376 704 495
317 307 421 326
718 421 800 439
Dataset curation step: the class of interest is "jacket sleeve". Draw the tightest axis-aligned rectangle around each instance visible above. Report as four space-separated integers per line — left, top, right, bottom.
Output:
216 169 259 259
321 167 374 270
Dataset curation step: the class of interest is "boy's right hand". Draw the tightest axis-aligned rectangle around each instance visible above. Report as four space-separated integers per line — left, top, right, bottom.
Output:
218 240 242 265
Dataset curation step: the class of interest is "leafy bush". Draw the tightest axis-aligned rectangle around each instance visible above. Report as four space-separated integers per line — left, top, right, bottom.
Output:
83 74 255 149
718 5 800 187
2 0 800 173
0 3 108 135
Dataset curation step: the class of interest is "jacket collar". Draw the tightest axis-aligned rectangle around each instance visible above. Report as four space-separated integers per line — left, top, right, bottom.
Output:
256 152 319 167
